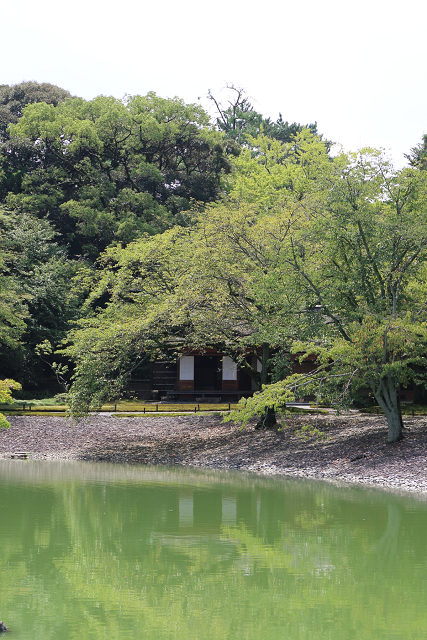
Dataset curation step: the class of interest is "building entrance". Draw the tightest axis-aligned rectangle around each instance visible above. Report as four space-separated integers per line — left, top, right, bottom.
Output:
194 356 222 391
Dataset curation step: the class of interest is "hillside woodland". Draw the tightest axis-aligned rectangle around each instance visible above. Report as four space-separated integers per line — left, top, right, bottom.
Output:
2 82 427 442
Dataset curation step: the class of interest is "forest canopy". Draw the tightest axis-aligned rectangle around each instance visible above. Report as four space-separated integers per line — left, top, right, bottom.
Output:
2 80 427 442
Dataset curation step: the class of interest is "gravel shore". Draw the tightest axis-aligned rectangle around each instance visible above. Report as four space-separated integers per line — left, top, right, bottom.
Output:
1 412 427 493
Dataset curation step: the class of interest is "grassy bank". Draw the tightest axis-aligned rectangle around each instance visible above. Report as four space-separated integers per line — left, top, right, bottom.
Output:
1 399 324 417
360 404 427 416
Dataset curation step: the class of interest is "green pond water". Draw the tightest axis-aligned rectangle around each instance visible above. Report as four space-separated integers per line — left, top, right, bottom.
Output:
0 461 426 640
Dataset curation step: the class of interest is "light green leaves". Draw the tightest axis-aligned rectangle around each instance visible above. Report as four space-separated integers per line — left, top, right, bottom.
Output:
0 378 21 428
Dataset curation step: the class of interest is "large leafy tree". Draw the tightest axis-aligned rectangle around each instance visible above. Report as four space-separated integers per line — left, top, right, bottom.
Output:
0 82 73 203
233 150 427 442
4 93 237 258
0 81 72 141
177 131 332 423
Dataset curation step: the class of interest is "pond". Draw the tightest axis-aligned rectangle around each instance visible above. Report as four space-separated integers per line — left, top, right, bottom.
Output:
0 460 426 639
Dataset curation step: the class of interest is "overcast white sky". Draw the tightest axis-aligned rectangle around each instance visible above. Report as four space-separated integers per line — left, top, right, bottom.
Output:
2 0 426 165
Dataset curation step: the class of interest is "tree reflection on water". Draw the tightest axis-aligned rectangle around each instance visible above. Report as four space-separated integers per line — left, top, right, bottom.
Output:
0 461 425 640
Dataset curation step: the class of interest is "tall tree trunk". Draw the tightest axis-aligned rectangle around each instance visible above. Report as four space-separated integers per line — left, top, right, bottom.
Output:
373 376 404 443
255 343 277 429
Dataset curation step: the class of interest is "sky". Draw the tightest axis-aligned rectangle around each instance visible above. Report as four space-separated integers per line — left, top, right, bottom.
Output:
2 0 426 166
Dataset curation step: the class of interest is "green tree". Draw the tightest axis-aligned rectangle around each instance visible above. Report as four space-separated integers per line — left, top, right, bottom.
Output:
0 238 27 357
0 81 72 141
4 93 237 258
233 149 427 442
208 84 320 146
0 82 73 202
0 378 21 428
63 226 194 415
0 209 81 388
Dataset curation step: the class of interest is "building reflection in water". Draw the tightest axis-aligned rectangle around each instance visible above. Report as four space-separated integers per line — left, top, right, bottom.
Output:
179 493 239 529
179 495 194 528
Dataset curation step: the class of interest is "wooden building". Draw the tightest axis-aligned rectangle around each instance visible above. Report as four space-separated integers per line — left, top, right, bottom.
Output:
127 348 319 402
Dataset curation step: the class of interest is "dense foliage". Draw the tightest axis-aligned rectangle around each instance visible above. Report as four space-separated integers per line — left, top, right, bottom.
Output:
3 92 237 257
63 130 330 418
0 83 239 392
0 81 72 141
0 208 81 387
65 136 427 441
228 149 427 440
0 378 21 427
2 80 427 442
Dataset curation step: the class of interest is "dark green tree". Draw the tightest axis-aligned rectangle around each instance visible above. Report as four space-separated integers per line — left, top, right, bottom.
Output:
207 84 320 146
3 93 238 258
0 245 27 358
0 81 72 141
0 82 73 203
405 133 427 169
0 209 81 388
